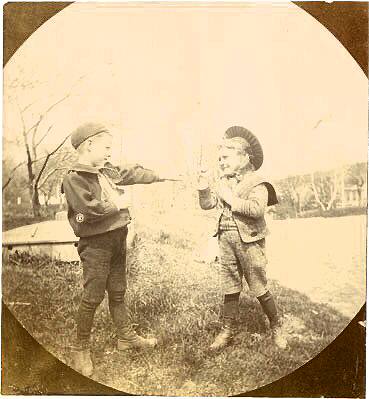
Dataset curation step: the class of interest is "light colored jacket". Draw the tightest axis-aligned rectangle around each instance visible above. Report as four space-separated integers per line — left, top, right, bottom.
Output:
198 173 278 243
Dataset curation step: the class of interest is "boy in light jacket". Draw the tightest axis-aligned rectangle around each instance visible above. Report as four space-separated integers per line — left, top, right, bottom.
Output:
198 126 287 351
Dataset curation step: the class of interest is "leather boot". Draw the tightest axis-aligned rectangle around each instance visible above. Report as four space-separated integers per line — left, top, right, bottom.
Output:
71 347 93 377
270 319 288 350
117 325 158 350
209 319 234 351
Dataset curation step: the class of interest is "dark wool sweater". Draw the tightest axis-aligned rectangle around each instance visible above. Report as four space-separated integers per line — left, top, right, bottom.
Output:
62 162 160 237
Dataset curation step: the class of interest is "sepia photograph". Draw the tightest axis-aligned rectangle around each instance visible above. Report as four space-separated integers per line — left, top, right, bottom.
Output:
2 2 367 396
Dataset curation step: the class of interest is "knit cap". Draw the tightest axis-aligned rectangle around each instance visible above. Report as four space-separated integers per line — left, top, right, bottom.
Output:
71 122 110 149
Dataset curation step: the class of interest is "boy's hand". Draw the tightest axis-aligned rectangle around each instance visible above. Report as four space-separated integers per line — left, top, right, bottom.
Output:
159 172 183 181
197 168 210 190
216 182 234 206
115 193 132 210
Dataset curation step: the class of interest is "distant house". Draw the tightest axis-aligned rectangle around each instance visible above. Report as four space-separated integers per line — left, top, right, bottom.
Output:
339 173 367 208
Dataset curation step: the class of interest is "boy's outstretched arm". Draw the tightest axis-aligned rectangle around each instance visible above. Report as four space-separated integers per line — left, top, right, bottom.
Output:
103 162 183 185
102 162 159 185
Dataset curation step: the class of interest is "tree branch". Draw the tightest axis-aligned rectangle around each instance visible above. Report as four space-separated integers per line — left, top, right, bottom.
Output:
34 134 71 191
20 73 85 140
327 172 339 210
29 90 73 158
34 125 53 149
2 161 27 190
310 173 326 211
38 167 69 189
44 92 71 117
21 100 38 113
49 134 71 157
2 177 13 191
15 96 27 136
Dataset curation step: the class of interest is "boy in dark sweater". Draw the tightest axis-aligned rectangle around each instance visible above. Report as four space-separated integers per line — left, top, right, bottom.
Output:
198 126 287 351
62 122 174 376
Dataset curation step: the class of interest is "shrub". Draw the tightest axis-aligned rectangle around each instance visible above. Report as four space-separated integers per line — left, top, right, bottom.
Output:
299 206 367 219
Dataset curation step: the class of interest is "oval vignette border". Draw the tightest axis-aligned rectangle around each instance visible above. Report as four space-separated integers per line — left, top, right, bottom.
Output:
2 2 367 396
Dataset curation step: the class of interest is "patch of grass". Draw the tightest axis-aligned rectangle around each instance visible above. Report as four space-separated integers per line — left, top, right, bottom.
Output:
3 223 350 396
3 205 64 231
3 215 51 231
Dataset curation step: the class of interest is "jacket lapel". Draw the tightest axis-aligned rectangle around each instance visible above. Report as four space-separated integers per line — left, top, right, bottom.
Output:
234 173 261 198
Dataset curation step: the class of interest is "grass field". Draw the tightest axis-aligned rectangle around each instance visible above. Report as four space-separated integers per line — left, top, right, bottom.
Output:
2 211 365 396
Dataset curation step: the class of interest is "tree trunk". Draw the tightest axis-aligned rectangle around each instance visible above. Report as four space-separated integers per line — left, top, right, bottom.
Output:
295 191 302 216
327 173 339 211
310 173 327 211
32 187 41 217
28 182 34 210
25 142 37 215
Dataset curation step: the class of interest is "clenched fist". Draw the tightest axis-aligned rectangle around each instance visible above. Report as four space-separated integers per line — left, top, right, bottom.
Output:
215 182 234 206
197 168 210 190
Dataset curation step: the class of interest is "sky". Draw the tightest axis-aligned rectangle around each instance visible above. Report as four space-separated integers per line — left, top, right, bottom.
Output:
3 2 368 179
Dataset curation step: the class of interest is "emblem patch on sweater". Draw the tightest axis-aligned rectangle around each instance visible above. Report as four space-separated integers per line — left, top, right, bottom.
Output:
76 213 84 223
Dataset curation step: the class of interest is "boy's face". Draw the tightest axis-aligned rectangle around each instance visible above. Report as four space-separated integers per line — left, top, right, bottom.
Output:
218 146 250 176
87 133 113 167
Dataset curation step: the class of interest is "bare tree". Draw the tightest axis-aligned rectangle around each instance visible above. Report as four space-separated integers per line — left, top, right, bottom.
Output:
285 175 313 215
32 135 73 216
310 170 341 211
6 75 85 216
275 174 313 218
37 148 74 204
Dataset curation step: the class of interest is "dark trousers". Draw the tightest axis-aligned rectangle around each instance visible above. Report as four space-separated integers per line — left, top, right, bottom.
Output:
76 227 129 347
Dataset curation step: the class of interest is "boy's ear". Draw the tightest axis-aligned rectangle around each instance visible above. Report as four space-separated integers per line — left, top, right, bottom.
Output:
241 153 250 167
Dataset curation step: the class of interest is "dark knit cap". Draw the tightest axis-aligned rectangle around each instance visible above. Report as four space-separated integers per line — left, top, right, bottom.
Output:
71 122 110 149
224 126 264 170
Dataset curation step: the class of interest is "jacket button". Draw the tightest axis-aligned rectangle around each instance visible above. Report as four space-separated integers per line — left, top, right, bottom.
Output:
251 232 258 237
